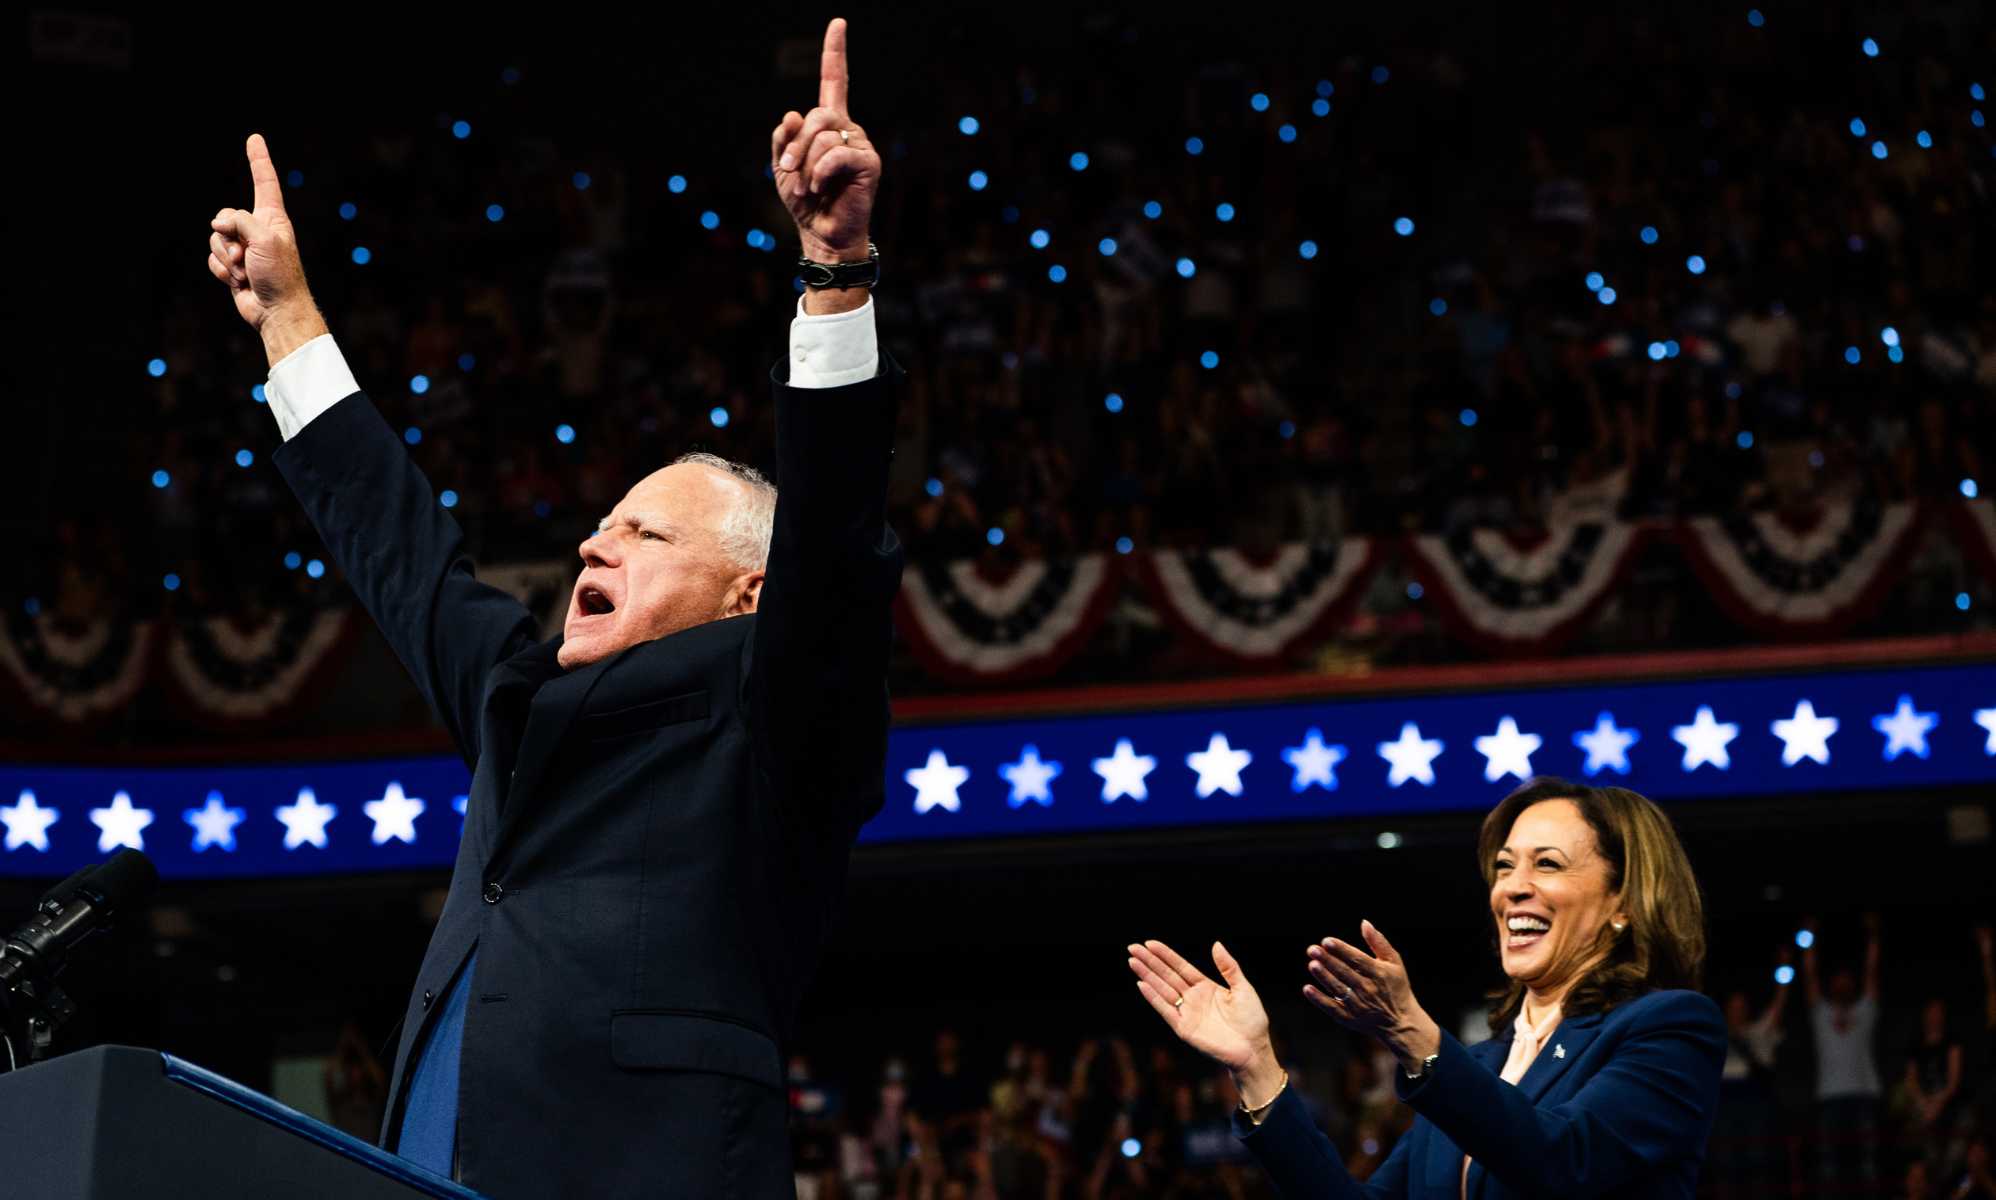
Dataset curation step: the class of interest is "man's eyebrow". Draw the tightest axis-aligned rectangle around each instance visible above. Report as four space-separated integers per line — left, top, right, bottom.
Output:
596 513 679 536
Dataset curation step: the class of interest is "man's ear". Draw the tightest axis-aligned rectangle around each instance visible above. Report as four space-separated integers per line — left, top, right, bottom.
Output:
725 570 766 616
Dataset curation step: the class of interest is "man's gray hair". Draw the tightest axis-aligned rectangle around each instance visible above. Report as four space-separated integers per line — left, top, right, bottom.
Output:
674 452 776 571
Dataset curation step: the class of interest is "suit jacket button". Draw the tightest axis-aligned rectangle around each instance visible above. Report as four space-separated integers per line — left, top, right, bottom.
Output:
421 989 436 1010
483 881 505 904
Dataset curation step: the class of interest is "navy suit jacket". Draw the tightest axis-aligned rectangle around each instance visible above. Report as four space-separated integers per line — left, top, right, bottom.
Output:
271 358 903 1199
1236 990 1725 1200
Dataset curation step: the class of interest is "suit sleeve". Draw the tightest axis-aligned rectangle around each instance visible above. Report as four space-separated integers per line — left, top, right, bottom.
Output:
1231 1087 1409 1200
746 354 905 839
271 392 539 766
1395 991 1725 1199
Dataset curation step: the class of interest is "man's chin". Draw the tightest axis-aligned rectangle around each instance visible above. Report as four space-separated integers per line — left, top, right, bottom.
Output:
557 628 615 670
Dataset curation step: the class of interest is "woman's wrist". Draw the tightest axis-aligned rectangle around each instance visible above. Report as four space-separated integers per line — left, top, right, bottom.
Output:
1387 1010 1443 1075
1232 1043 1284 1108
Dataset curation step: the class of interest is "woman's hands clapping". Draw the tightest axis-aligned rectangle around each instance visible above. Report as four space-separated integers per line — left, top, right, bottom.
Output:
1127 940 1285 1102
1305 920 1441 1072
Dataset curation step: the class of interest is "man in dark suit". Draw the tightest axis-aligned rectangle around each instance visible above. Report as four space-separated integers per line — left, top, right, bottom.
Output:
204 20 897 1197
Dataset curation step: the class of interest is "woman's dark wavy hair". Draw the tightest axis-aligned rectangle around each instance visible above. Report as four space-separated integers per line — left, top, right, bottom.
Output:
1479 777 1706 1032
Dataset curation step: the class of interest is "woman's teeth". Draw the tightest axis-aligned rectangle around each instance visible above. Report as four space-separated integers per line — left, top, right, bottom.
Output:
1506 915 1550 948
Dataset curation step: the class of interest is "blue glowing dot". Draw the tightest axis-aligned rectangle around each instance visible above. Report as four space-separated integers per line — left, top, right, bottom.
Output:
1250 92 1270 112
1647 342 1667 362
457 353 476 371
1393 216 1415 236
1115 536 1134 555
1298 240 1318 260
1844 346 1862 365
284 551 302 570
1917 130 1933 148
1068 151 1089 171
571 171 592 191
163 573 181 592
1429 298 1448 316
1279 420 1296 439
1199 350 1220 369
410 374 430 395
1143 200 1162 220
1871 141 1888 159
1795 929 1815 950
1888 345 1905 364
485 204 505 222
1881 326 1900 347
1849 117 1867 137
986 527 1005 547
924 477 944 498
286 169 304 187
338 202 357 220
1665 339 1682 358
1585 272 1605 292
1686 255 1707 275
234 449 253 468
746 229 766 250
305 559 325 579
1185 136 1204 156
1406 581 1424 600
404 426 423 445
555 423 576 444
1316 79 1334 98
1737 431 1755 449
1459 408 1478 427
1029 228 1051 250
1726 381 1744 399
439 490 458 509
967 170 988 191
1598 287 1618 305
1861 37 1879 58
709 407 730 429
1975 110 1988 129
1048 264 1068 283
1774 964 1795 986
1959 592 1974 612
1747 9 1764 27
352 246 372 265
451 120 471 140
1975 83 1988 102
700 210 720 230
1120 1138 1141 1160
1098 237 1118 257
1278 123 1298 143
147 357 167 378
1216 202 1236 222
667 174 687 194
1371 65 1390 84
1312 98 1331 117
1640 225 1659 245
1175 257 1196 279
958 115 980 136
151 469 170 489
1961 478 1980 499
1104 392 1124 413
251 384 267 404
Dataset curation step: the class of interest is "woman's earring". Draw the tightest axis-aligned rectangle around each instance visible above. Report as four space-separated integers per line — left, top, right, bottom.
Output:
1612 921 1627 933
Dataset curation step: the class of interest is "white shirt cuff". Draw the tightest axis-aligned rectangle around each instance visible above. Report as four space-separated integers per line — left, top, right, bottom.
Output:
264 334 362 441
788 295 879 389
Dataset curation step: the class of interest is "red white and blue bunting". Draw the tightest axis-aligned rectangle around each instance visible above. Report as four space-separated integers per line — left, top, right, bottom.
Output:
0 612 155 724
894 555 1122 684
1137 540 1380 664
1677 500 1924 639
161 608 354 724
1405 523 1647 655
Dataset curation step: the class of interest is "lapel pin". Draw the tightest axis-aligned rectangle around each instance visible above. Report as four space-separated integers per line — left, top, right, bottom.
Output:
1553 1044 1565 1059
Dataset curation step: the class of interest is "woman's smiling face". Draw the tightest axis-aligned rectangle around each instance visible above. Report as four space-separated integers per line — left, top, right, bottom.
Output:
1490 798 1625 996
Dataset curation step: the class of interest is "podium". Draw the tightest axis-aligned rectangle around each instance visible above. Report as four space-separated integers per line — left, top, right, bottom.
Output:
0 1045 483 1198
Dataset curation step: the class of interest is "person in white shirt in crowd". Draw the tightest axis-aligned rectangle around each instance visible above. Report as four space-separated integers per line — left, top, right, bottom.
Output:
1710 946 1792 1200
1803 912 1885 1195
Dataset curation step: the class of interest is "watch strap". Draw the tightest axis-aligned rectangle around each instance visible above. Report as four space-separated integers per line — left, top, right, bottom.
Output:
796 242 880 289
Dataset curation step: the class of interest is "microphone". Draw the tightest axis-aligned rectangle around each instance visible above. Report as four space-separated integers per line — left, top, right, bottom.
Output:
0 849 158 1011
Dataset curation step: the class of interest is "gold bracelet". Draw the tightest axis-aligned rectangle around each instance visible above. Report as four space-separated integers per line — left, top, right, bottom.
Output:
1240 1071 1289 1121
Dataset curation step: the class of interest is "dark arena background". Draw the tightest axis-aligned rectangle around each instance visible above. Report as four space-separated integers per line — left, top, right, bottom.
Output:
8 3 1996 1197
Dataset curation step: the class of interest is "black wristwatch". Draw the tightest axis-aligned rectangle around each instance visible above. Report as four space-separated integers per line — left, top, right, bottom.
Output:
796 242 881 290
1403 1052 1441 1083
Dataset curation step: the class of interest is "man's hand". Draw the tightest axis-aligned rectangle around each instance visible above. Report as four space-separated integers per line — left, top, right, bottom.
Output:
207 134 327 364
770 18 880 314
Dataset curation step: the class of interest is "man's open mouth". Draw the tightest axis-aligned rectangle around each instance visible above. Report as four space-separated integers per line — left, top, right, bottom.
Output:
577 585 616 617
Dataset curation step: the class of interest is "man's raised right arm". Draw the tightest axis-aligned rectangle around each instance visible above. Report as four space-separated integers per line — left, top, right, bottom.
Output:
208 134 537 765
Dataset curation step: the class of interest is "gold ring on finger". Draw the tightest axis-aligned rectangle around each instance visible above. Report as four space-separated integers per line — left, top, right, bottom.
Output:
1172 995 1184 1009
840 128 851 144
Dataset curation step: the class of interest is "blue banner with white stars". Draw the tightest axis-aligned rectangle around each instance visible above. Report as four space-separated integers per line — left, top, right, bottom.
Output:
2 661 1993 878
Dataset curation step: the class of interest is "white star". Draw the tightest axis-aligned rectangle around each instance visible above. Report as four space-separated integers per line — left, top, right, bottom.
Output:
1282 729 1347 793
1770 700 1839 767
999 745 1062 808
1378 723 1445 788
1093 739 1158 803
88 791 154 853
1 791 59 853
1573 713 1639 777
1672 706 1739 772
1979 708 1996 755
1474 716 1543 784
183 791 245 853
1871 695 1938 761
1186 733 1253 798
362 781 426 845
275 788 337 850
905 749 969 814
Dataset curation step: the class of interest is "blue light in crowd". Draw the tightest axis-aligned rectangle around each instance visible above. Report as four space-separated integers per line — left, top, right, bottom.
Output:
986 527 1005 547
284 551 302 571
1917 130 1934 148
452 120 471 139
1683 255 1707 275
749 228 774 251
1795 929 1815 950
1299 240 1318 259
1881 326 1900 347
1176 257 1196 278
746 228 766 249
1000 206 1019 224
573 172 591 191
1372 65 1390 84
1861 37 1879 58
1104 392 1124 413
1888 345 1905 363
339 202 357 220
967 170 988 191
1216 202 1236 222
485 204 505 222
1406 581 1424 600
1393 217 1415 237
404 427 422 445
147 358 166 378
1185 136 1204 156
1068 151 1089 171
667 174 687 193
1312 99 1331 118
555 423 576 444
1975 111 1988 129
1598 287 1618 305
352 246 372 265
1844 346 1862 365
1250 92 1270 112
1975 83 1988 101
1278 123 1298 143
1585 272 1605 291
1849 117 1867 137
1747 9 1765 27
1871 141 1888 160
286 169 304 187
1029 229 1051 250
1640 226 1659 244
1199 350 1220 369
457 353 475 371
163 573 181 592
1647 342 1667 362
1737 431 1755 449
1666 340 1682 358
709 407 730 429
700 210 720 230
1459 408 1478 427
234 449 253 468
1774 965 1795 986
410 374 430 395
1143 200 1163 219
439 490 459 509
925 477 944 498
1430 298 1448 316
1316 79 1334 97
1115 536 1134 554
958 115 979 135
151 469 170 489
1280 420 1296 439
1962 479 1980 499
1120 1138 1141 1160
1959 593 1974 612
306 560 325 579
252 384 266 403
1099 237 1118 256
1048 264 1068 283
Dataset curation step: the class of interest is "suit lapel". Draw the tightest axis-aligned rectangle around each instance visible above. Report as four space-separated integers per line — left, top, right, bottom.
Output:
485 640 612 868
1514 1011 1605 1104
